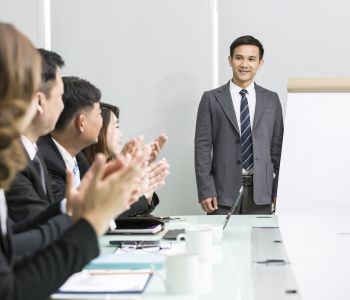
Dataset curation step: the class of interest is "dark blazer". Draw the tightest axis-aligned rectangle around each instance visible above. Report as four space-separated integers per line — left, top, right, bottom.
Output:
195 82 284 206
9 201 72 256
6 151 57 222
5 149 73 255
39 134 159 218
0 215 98 300
38 134 90 202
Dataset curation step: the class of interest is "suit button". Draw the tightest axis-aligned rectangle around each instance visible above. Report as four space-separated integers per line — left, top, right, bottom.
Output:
237 160 241 165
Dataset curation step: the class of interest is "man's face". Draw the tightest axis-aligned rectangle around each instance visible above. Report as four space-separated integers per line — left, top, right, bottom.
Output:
37 69 64 135
228 44 263 88
82 102 103 146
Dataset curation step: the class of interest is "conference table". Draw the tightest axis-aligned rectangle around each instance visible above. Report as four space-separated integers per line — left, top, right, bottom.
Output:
52 215 300 300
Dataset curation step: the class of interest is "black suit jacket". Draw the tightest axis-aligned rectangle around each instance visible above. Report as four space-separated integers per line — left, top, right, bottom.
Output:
5 149 73 255
6 151 57 222
37 134 90 202
0 215 98 300
39 134 160 218
9 201 72 256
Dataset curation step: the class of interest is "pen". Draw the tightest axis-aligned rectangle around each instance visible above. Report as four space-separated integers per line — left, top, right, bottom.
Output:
256 259 287 265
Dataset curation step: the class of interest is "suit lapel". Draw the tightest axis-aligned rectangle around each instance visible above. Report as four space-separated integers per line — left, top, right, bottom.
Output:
37 151 56 203
27 152 56 204
28 161 46 194
47 135 67 168
215 82 240 135
253 83 269 129
21 149 47 200
77 152 89 179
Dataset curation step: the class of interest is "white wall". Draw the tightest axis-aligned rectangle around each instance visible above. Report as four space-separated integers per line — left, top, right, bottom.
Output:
0 0 45 47
50 0 213 215
218 0 350 115
4 0 350 215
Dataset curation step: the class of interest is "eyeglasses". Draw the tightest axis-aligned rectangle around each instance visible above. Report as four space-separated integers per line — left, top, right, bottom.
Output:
118 241 170 253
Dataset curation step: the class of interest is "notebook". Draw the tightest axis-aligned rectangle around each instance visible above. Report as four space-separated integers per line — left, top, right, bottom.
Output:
107 216 165 235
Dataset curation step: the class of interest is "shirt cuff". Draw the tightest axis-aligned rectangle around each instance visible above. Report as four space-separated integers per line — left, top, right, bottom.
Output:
60 198 68 214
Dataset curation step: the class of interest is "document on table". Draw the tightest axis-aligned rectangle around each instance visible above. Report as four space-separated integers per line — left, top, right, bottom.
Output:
58 269 152 294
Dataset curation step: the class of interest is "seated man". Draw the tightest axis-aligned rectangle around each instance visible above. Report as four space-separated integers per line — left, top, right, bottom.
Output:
5 49 73 255
39 79 169 219
0 23 149 300
38 76 103 201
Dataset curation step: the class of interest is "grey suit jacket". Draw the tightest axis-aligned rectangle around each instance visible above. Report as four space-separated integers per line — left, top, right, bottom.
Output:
195 81 284 206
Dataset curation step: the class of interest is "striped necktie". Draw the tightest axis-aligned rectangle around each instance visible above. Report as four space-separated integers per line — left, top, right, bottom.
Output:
239 89 254 171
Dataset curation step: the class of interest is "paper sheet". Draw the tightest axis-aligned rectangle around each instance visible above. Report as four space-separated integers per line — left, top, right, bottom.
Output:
58 269 152 294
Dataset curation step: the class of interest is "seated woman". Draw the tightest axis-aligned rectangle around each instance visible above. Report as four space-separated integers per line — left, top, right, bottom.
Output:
83 102 170 218
0 22 148 300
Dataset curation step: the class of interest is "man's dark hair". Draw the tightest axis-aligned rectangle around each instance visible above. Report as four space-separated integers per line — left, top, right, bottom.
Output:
37 48 64 97
54 76 101 131
229 35 264 60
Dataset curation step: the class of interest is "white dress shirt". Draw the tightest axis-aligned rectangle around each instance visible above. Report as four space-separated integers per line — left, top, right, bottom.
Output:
20 135 37 160
229 80 256 132
51 137 80 187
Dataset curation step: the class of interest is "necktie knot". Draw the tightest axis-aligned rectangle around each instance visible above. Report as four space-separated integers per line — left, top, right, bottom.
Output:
239 89 248 98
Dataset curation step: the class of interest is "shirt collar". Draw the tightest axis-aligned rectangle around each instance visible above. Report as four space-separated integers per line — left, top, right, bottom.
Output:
20 135 37 160
51 137 77 171
230 80 255 95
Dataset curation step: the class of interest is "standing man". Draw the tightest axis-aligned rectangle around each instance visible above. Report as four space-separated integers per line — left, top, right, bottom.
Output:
195 35 283 215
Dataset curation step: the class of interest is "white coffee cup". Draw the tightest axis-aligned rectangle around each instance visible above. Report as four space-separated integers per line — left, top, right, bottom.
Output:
196 224 223 244
165 252 199 294
176 227 213 263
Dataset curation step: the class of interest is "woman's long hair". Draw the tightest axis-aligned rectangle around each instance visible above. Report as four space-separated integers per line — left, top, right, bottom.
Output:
83 102 120 164
0 22 41 189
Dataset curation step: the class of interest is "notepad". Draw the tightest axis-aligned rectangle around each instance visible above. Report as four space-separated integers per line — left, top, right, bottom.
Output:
107 217 165 235
109 223 163 234
58 269 152 294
